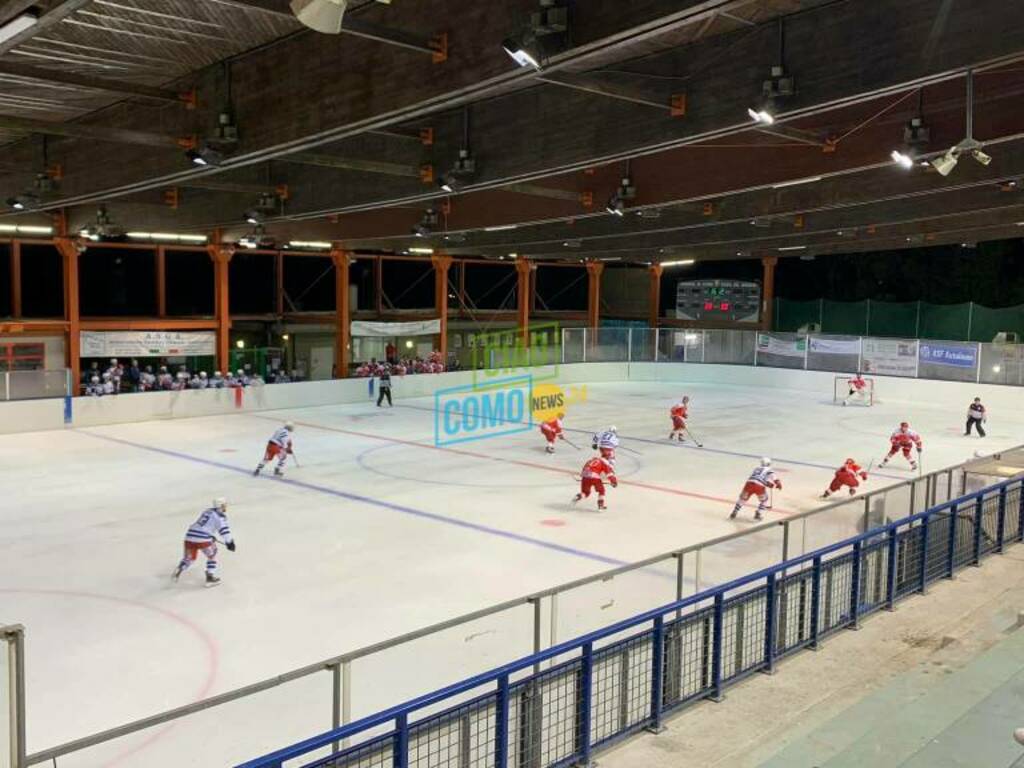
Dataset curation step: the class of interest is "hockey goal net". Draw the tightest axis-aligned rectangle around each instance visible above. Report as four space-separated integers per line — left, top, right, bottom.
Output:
833 375 875 406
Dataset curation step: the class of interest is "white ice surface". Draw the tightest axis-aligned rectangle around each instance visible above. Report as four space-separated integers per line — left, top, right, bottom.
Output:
1 378 1019 767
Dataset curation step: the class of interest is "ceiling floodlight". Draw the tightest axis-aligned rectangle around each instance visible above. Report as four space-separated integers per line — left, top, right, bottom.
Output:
290 0 348 34
502 35 541 70
930 150 959 177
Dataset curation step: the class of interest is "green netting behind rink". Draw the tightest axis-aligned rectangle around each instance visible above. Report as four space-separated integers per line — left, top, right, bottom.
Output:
865 301 918 338
775 299 1024 341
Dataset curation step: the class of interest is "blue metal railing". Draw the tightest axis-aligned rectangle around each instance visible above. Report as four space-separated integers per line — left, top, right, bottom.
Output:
238 476 1024 768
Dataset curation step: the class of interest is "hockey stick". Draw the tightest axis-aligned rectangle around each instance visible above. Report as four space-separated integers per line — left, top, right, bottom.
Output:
562 435 581 450
619 444 643 456
290 450 300 467
683 427 704 448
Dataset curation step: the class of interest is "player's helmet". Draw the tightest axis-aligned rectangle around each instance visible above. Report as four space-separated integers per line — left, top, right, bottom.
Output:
285 421 295 431
900 421 909 430
236 369 244 376
91 375 100 383
682 395 690 403
213 497 226 511
845 457 855 465
214 371 222 377
609 426 617 433
761 457 771 467
200 371 207 378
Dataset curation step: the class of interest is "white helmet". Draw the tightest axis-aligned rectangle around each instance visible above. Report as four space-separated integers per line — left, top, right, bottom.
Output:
236 369 244 376
214 371 222 377
200 371 207 378
609 426 618 433
212 497 227 511
761 457 772 467
285 421 295 431
91 375 100 383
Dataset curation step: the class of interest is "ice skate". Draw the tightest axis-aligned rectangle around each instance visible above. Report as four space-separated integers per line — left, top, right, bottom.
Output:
253 465 262 476
571 494 582 504
677 434 685 442
821 491 831 499
546 445 555 454
172 564 185 581
910 461 918 470
754 511 764 521
597 500 607 511
729 508 739 520
205 573 221 588
274 466 284 477
848 488 856 496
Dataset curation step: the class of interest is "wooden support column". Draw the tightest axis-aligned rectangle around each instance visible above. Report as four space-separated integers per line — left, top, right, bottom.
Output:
647 263 663 329
54 238 81 389
515 258 533 345
10 240 21 318
586 260 604 330
207 241 234 375
330 247 351 378
275 250 285 316
761 255 778 330
155 245 166 317
432 253 453 359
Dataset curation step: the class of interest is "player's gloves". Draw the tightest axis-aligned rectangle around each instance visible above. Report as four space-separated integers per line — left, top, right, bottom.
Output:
917 447 922 453
592 442 598 450
860 472 868 480
558 434 564 440
610 477 618 488
226 541 236 552
775 481 783 490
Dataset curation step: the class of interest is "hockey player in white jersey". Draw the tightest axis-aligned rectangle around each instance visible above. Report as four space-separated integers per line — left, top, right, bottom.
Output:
172 498 235 587
729 458 782 521
591 426 620 460
254 422 295 476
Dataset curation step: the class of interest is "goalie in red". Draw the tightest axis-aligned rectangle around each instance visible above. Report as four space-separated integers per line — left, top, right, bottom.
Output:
880 422 922 470
668 396 690 442
572 455 617 511
821 458 869 498
540 412 566 454
842 373 869 406
729 458 781 521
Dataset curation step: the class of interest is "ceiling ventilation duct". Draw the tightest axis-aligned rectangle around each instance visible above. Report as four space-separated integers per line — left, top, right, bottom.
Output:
290 0 348 34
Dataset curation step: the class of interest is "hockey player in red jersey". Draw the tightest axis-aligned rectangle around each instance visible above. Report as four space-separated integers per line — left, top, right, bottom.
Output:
254 422 295 477
668 396 690 442
173 498 236 587
540 412 566 454
572 455 618 511
822 458 869 498
729 458 781 521
880 422 922 469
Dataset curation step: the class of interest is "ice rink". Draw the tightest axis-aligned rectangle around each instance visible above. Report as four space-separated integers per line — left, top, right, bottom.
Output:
2 374 1021 767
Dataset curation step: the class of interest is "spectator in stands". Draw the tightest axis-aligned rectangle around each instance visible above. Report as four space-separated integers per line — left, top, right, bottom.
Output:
157 366 174 390
386 342 397 365
83 361 100 388
189 371 208 389
211 371 226 388
140 366 156 391
125 359 141 392
101 372 115 395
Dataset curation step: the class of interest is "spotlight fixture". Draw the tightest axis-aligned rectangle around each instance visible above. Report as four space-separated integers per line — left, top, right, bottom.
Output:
5 194 37 211
890 114 931 170
501 0 568 70
411 208 440 238
438 173 463 194
971 147 992 166
661 259 695 267
243 192 278 225
439 122 476 193
78 205 124 242
290 0 348 34
890 150 915 169
930 150 959 177
606 175 636 217
747 107 775 126
238 224 273 250
186 145 226 167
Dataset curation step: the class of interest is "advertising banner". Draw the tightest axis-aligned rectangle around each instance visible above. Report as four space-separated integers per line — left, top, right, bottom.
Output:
918 342 978 368
809 337 861 355
861 338 918 377
350 320 441 337
756 333 806 358
80 331 215 358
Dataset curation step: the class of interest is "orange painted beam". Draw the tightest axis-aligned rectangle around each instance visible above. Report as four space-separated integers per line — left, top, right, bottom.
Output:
761 255 778 330
155 246 166 317
0 321 69 334
10 240 21 318
330 248 351 378
54 238 81 389
207 242 234 375
79 318 218 331
585 260 604 330
648 263 663 328
432 253 453 360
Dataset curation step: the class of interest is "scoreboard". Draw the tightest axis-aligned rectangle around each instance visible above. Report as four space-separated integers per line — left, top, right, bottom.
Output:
675 279 761 322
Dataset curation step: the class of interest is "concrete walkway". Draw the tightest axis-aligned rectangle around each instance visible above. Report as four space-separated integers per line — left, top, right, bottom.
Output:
599 547 1024 768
